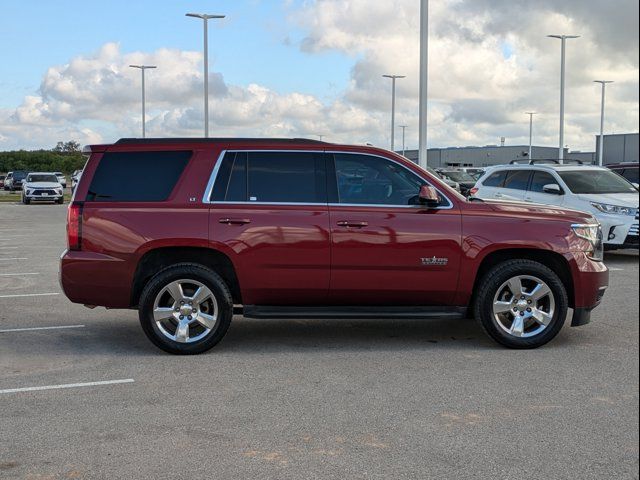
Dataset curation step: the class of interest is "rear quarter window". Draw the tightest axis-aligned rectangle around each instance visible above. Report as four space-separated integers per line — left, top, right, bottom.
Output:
482 170 507 187
86 151 191 202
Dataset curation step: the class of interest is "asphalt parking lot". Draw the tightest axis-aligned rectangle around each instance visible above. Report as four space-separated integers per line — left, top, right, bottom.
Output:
1 203 638 480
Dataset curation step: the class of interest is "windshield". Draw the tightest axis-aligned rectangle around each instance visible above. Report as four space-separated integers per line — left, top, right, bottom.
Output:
27 174 58 183
442 171 476 183
559 170 638 194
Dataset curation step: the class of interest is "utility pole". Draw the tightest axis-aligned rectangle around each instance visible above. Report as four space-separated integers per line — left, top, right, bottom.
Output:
548 34 580 163
129 65 157 138
418 0 429 169
399 125 408 157
382 75 405 151
594 80 613 166
186 13 226 137
525 112 536 160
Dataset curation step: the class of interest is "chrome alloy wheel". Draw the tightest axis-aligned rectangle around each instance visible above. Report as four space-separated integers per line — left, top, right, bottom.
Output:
153 279 219 343
492 275 556 338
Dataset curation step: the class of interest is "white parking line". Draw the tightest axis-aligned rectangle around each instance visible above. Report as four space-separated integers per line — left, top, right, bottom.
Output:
609 267 625 272
0 379 135 395
0 272 40 276
0 258 27 261
0 292 59 299
0 324 84 333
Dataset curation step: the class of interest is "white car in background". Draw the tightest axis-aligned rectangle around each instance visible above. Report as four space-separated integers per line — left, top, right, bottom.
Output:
472 164 639 251
21 172 64 204
54 171 67 188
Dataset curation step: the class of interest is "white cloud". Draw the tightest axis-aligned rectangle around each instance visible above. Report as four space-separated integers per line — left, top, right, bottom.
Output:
0 1 638 152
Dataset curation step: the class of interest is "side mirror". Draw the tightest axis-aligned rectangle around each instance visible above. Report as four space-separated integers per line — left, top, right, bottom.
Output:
419 185 440 208
543 184 563 195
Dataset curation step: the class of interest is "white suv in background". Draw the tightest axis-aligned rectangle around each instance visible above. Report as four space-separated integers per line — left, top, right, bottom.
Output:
472 164 639 250
21 172 64 204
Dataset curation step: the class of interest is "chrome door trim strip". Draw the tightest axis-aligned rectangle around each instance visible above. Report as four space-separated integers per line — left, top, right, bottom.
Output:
201 149 454 210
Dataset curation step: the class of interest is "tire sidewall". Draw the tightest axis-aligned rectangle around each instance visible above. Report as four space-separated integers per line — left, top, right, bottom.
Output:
139 264 233 355
475 260 568 349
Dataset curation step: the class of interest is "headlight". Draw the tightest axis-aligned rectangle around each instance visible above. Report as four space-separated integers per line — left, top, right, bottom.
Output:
590 202 637 216
572 224 603 262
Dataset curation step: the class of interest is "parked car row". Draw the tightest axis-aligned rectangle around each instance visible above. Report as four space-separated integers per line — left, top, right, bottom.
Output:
1 170 68 204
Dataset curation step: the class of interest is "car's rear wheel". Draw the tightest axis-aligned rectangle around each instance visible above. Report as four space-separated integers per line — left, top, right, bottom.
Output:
138 263 233 354
474 259 568 349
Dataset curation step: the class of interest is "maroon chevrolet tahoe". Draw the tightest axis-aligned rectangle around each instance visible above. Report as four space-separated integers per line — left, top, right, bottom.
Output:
60 138 609 354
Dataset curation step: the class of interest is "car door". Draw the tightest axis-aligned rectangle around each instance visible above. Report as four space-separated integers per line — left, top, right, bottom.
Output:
208 150 331 306
524 170 566 207
327 152 462 306
475 169 507 199
495 169 532 201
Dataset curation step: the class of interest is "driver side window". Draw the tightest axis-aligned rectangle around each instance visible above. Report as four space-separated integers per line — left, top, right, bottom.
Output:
333 154 446 206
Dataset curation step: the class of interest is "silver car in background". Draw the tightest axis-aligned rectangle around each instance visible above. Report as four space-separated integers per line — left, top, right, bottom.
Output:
21 172 64 204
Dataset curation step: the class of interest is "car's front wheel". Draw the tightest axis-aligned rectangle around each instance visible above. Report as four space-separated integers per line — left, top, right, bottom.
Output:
474 259 568 349
138 263 233 354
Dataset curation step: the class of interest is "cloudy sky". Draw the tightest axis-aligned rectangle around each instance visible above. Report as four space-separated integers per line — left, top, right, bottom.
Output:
0 0 638 152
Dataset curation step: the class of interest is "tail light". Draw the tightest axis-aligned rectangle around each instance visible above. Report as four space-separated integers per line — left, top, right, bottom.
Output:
469 187 479 196
67 202 83 251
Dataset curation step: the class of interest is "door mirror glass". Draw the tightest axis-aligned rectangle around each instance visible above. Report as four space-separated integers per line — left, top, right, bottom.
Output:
543 184 563 195
419 185 440 208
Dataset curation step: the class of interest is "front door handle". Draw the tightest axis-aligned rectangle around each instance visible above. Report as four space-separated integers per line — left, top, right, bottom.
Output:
337 220 368 228
494 193 503 198
219 218 251 225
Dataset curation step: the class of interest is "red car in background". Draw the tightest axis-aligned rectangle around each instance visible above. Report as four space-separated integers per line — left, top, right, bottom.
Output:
60 138 609 354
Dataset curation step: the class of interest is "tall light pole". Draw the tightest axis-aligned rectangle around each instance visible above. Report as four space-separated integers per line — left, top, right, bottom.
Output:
129 65 157 138
399 125 408 157
525 112 536 160
186 13 225 138
382 74 405 151
418 0 429 169
548 34 579 164
594 80 613 166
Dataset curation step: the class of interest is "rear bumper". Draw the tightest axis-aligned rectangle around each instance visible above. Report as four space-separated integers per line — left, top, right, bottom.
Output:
59 249 133 308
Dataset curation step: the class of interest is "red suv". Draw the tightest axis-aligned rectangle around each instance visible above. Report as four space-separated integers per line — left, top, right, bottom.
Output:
60 138 609 354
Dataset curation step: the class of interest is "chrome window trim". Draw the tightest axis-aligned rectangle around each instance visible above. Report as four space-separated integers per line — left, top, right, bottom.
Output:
202 149 454 210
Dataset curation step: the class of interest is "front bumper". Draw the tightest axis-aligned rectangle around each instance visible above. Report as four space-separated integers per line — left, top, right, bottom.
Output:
597 214 639 248
566 251 609 326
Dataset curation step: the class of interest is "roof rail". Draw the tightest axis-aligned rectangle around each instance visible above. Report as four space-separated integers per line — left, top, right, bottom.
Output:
509 158 585 165
115 137 329 145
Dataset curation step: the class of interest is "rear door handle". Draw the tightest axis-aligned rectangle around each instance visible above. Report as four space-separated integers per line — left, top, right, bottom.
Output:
219 218 251 225
337 221 368 228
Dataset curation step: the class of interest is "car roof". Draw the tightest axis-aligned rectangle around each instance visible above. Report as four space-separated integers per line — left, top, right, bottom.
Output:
27 172 58 176
484 164 607 173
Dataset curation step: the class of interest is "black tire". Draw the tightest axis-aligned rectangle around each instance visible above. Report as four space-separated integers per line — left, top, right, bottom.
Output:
23 196 30 205
473 259 568 349
56 198 64 204
138 263 233 354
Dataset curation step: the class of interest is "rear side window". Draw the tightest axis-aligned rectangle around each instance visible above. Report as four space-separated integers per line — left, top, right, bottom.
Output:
622 168 639 184
87 151 190 202
482 170 507 187
503 170 532 190
529 171 560 193
211 151 326 203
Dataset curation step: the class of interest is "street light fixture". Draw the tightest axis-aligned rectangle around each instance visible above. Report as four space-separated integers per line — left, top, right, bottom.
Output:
399 125 408 157
594 80 613 166
186 12 226 138
129 65 157 138
525 112 536 160
382 74 405 151
418 0 429 169
548 34 580 164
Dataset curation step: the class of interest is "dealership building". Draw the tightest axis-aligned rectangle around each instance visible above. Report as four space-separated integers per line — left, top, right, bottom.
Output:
400 133 638 168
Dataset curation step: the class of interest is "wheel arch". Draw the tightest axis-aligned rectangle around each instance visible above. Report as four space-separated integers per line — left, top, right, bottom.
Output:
468 248 575 312
131 246 241 307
